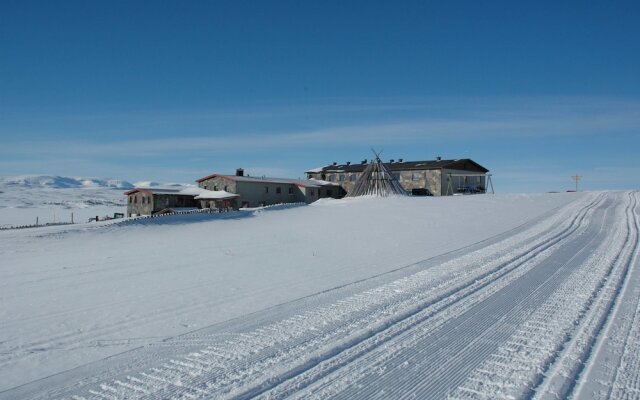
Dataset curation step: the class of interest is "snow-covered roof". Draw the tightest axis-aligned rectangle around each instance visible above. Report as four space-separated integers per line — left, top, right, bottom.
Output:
124 186 240 199
304 166 329 173
124 186 192 195
196 173 340 188
177 187 206 196
305 178 338 186
194 190 239 200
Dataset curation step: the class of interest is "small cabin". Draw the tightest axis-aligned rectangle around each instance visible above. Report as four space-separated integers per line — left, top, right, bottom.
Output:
124 187 199 217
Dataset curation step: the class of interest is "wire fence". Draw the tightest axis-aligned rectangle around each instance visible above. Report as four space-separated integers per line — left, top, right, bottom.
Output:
0 202 308 231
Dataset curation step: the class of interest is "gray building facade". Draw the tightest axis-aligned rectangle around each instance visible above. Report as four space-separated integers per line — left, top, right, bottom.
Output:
306 158 489 196
196 170 344 208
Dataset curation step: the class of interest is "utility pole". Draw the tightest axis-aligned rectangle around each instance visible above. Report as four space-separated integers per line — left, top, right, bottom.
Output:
571 174 582 192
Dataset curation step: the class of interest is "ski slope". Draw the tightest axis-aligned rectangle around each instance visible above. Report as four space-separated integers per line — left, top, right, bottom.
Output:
1 191 638 399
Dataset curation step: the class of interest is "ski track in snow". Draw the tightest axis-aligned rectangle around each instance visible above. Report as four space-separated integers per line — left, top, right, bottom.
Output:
2 191 639 399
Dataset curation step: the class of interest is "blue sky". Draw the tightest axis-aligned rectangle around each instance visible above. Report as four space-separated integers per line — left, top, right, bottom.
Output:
1 1 639 192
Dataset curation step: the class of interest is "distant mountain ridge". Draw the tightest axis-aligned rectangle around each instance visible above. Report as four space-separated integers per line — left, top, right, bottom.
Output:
0 175 135 189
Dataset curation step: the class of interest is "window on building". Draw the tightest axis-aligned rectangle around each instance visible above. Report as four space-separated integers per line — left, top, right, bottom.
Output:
339 174 346 181
350 175 357 181
129 196 132 204
327 189 333 197
328 175 335 182
392 172 401 181
412 172 422 181
213 185 218 191
310 189 315 196
134 196 137 203
276 187 281 194
224 185 228 191
288 187 294 194
142 196 146 204
265 186 269 193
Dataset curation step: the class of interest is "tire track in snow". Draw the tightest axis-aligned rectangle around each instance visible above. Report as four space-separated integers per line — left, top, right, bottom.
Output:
445 191 639 400
531 192 640 400
33 194 608 399
564 191 640 400
281 193 614 400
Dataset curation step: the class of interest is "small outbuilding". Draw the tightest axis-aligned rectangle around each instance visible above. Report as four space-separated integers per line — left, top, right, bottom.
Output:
124 186 199 217
124 186 239 217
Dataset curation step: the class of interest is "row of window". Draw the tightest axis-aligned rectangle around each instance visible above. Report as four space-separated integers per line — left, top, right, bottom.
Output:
204 184 229 191
325 172 423 182
129 195 152 204
327 174 358 182
264 186 295 194
261 187 333 197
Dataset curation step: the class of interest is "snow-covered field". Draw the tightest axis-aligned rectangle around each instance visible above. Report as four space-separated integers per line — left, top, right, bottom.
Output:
1 190 638 399
0 176 131 228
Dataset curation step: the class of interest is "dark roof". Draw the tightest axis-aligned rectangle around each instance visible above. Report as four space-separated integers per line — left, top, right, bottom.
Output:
307 158 489 174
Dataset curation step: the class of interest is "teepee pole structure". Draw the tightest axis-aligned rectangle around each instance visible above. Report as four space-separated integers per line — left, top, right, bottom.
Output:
347 150 407 197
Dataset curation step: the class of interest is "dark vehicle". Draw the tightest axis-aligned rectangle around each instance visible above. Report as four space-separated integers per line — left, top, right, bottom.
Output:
411 188 434 196
455 186 475 195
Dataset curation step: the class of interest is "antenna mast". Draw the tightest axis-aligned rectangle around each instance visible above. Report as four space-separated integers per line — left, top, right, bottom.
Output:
571 174 582 192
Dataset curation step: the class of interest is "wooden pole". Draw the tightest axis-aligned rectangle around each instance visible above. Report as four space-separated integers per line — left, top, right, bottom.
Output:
571 174 582 191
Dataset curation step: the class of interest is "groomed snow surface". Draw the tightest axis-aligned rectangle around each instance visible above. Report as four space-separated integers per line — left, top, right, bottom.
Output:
1 191 639 399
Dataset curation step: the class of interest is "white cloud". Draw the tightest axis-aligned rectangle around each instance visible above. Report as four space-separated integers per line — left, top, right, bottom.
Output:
3 104 638 158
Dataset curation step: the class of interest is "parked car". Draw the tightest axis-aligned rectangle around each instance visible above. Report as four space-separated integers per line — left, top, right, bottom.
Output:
455 186 475 195
411 188 434 196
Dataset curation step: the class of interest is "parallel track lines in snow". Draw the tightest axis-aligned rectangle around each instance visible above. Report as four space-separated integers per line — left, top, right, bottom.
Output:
533 192 640 400
447 191 639 400
295 194 613 400
597 193 640 400
67 194 607 399
568 192 640 400
202 195 604 399
251 195 606 400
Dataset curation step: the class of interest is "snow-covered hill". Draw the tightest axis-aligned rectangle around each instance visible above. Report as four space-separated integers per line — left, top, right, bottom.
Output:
0 175 137 227
0 175 134 189
2 191 639 399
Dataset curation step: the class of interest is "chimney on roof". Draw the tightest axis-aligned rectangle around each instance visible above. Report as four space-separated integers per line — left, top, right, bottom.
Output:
437 156 442 161
390 159 395 163
236 168 244 176
399 158 403 162
346 161 351 165
333 162 337 166
361 159 367 164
